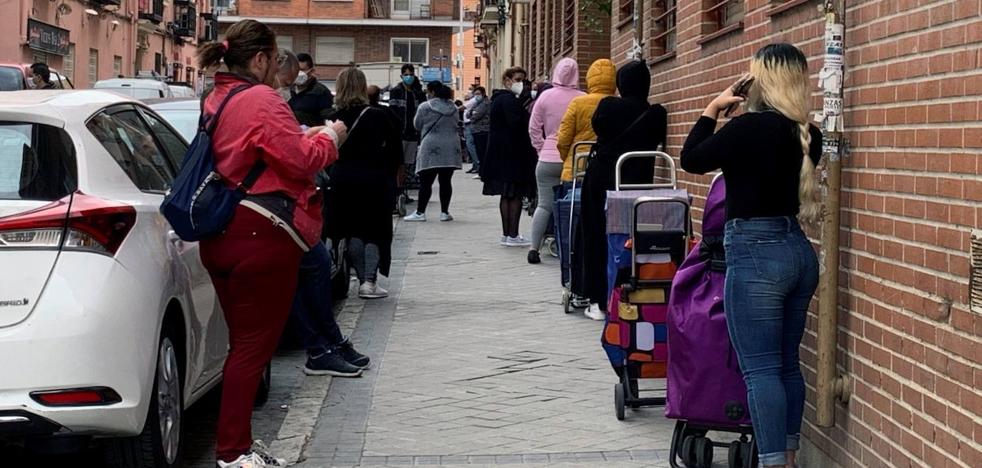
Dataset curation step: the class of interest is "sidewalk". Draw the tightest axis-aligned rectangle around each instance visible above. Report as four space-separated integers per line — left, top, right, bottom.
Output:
297 174 690 468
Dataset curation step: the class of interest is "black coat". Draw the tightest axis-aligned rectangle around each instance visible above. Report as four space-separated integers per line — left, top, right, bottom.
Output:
572 97 667 307
289 78 334 127
480 89 537 195
323 104 402 276
388 79 427 141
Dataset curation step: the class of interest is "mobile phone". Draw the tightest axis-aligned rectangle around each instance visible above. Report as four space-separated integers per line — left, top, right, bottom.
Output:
724 76 755 117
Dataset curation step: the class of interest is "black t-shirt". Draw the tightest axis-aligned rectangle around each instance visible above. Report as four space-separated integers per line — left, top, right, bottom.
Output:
680 111 823 220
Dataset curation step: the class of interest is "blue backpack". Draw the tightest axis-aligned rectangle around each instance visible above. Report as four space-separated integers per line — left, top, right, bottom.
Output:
160 84 266 241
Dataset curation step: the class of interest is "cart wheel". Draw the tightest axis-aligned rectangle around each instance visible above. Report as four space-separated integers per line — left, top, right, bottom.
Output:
562 290 573 314
741 440 757 468
545 237 559 258
728 441 743 468
397 194 408 216
694 437 713 468
613 383 626 420
680 435 697 467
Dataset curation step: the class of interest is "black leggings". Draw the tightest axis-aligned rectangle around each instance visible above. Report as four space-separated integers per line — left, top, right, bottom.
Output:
417 168 454 214
499 196 523 237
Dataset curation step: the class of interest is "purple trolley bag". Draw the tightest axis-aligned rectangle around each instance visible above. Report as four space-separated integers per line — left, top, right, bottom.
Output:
665 175 759 468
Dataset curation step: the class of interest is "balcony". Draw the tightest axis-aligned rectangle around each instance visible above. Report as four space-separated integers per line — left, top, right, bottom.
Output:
139 0 165 24
367 0 447 20
173 6 198 38
174 0 192 5
90 0 122 6
212 0 236 17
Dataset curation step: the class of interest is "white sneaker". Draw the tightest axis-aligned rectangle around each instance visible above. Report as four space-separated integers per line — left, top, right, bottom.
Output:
251 440 286 466
403 212 426 222
472 174 481 179
584 304 606 321
500 236 509 246
505 235 531 247
218 444 285 467
440 212 454 222
358 281 389 299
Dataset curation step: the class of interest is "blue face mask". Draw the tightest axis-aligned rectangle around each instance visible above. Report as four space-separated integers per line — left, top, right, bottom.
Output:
402 75 414 86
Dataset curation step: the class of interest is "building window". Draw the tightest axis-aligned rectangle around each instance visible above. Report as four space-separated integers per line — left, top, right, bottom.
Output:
155 53 163 75
32 52 48 64
474 76 480 85
704 0 744 34
651 0 677 57
315 37 355 64
63 44 75 82
113 56 123 78
391 38 428 64
552 0 562 54
88 49 99 84
563 0 575 52
620 0 635 23
276 35 294 53
474 55 481 69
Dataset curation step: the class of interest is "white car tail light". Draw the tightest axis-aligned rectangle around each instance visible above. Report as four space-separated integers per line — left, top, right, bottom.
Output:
0 194 136 255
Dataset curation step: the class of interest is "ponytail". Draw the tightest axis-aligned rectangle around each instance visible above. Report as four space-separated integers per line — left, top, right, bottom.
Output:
198 19 276 71
797 122 820 223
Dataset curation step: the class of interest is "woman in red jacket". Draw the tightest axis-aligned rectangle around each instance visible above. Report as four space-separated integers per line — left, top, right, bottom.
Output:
197 20 347 468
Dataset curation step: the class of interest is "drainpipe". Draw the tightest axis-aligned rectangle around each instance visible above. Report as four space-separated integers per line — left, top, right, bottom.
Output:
815 0 850 427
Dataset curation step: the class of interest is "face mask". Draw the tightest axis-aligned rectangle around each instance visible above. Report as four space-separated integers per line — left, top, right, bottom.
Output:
295 70 309 87
510 82 524 95
474 95 483 102
402 75 414 86
531 90 538 99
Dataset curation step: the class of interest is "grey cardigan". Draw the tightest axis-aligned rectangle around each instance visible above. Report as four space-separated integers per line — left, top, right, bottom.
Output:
466 97 491 133
413 98 462 173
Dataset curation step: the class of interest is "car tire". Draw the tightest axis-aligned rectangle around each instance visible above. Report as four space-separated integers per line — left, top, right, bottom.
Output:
255 362 272 407
105 327 184 468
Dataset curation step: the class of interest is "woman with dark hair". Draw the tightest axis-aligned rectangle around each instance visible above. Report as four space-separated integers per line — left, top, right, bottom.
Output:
574 61 667 319
681 43 822 468
481 66 538 246
196 19 347 468
326 67 403 299
404 81 462 222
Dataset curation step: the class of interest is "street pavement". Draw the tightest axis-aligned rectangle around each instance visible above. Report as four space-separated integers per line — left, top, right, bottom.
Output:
294 174 720 468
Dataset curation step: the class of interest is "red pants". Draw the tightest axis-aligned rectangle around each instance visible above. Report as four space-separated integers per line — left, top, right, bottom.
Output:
200 206 303 462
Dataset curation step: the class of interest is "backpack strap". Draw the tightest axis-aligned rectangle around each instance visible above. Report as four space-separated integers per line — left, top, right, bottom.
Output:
200 84 253 134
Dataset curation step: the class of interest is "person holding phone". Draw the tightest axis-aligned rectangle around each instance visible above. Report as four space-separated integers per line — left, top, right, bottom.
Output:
680 43 823 468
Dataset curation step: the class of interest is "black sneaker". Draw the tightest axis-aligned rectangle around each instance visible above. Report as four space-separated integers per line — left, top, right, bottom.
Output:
338 340 371 369
527 250 541 264
304 349 363 377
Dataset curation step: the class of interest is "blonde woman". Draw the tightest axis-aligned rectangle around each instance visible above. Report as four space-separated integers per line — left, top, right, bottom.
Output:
680 43 822 468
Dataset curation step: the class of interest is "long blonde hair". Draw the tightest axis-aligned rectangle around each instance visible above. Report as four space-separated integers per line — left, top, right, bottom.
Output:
746 43 820 223
335 67 370 109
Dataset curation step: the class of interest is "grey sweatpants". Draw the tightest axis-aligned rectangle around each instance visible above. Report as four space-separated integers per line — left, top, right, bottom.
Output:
530 161 564 251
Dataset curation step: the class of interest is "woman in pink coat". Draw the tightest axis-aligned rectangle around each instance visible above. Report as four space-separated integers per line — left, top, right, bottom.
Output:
526 58 585 264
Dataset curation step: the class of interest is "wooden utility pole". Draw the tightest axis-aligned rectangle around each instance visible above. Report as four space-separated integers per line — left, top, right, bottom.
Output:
815 0 849 428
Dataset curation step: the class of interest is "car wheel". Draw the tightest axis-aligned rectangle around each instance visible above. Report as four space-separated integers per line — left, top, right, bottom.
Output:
105 329 183 468
255 362 272 407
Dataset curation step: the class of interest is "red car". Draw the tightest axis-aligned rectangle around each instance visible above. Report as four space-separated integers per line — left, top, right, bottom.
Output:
0 63 74 91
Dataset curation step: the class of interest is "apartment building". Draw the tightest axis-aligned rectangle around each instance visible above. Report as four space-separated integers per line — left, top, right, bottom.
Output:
451 0 488 93
1 0 217 88
523 0 610 89
611 1 981 467
218 0 467 89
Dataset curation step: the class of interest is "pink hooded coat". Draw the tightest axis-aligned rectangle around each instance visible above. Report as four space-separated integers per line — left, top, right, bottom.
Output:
528 58 585 163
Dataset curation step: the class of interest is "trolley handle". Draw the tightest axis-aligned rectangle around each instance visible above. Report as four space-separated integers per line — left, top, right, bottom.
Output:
615 151 678 190
571 140 596 181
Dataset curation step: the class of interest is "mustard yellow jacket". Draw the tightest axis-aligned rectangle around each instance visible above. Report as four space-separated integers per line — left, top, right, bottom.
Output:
556 59 617 181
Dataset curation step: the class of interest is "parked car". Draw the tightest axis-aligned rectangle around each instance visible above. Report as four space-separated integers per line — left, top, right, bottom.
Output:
0 90 239 467
94 78 173 99
0 63 74 91
167 85 196 98
147 97 354 300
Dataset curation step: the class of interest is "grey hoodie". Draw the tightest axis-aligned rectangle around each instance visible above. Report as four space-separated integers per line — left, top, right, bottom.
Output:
413 97 462 173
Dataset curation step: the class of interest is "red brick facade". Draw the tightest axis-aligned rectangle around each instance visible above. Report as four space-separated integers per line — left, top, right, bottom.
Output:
525 0 611 89
611 1 981 467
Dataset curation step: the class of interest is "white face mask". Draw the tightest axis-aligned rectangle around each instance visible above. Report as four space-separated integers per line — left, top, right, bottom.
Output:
531 90 538 99
295 70 309 87
510 82 524 96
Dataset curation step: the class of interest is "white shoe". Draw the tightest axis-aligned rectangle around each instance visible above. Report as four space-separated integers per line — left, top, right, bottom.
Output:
403 212 426 222
472 174 481 179
218 443 285 467
251 440 286 466
584 305 606 321
440 212 454 222
359 281 389 299
505 235 531 247
500 236 509 246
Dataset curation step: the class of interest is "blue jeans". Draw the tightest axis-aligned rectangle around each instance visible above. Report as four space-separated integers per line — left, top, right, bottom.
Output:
291 242 345 354
464 125 479 168
723 217 818 467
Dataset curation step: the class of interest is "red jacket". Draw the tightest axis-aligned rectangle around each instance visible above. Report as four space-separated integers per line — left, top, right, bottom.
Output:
205 73 339 247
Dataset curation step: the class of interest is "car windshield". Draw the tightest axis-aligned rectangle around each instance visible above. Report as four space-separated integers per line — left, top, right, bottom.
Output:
153 109 198 142
0 123 77 200
0 67 24 91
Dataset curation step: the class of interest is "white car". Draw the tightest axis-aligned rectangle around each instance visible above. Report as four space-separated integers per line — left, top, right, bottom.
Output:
0 90 234 467
94 78 174 99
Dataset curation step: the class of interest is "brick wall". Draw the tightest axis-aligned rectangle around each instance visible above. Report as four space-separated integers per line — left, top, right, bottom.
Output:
611 1 981 467
237 0 366 19
524 0 611 89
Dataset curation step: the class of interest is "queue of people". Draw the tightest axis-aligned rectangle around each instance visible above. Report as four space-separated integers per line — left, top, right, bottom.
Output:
183 16 818 468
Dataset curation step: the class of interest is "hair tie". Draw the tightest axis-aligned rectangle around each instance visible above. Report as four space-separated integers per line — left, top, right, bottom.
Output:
221 40 229 52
